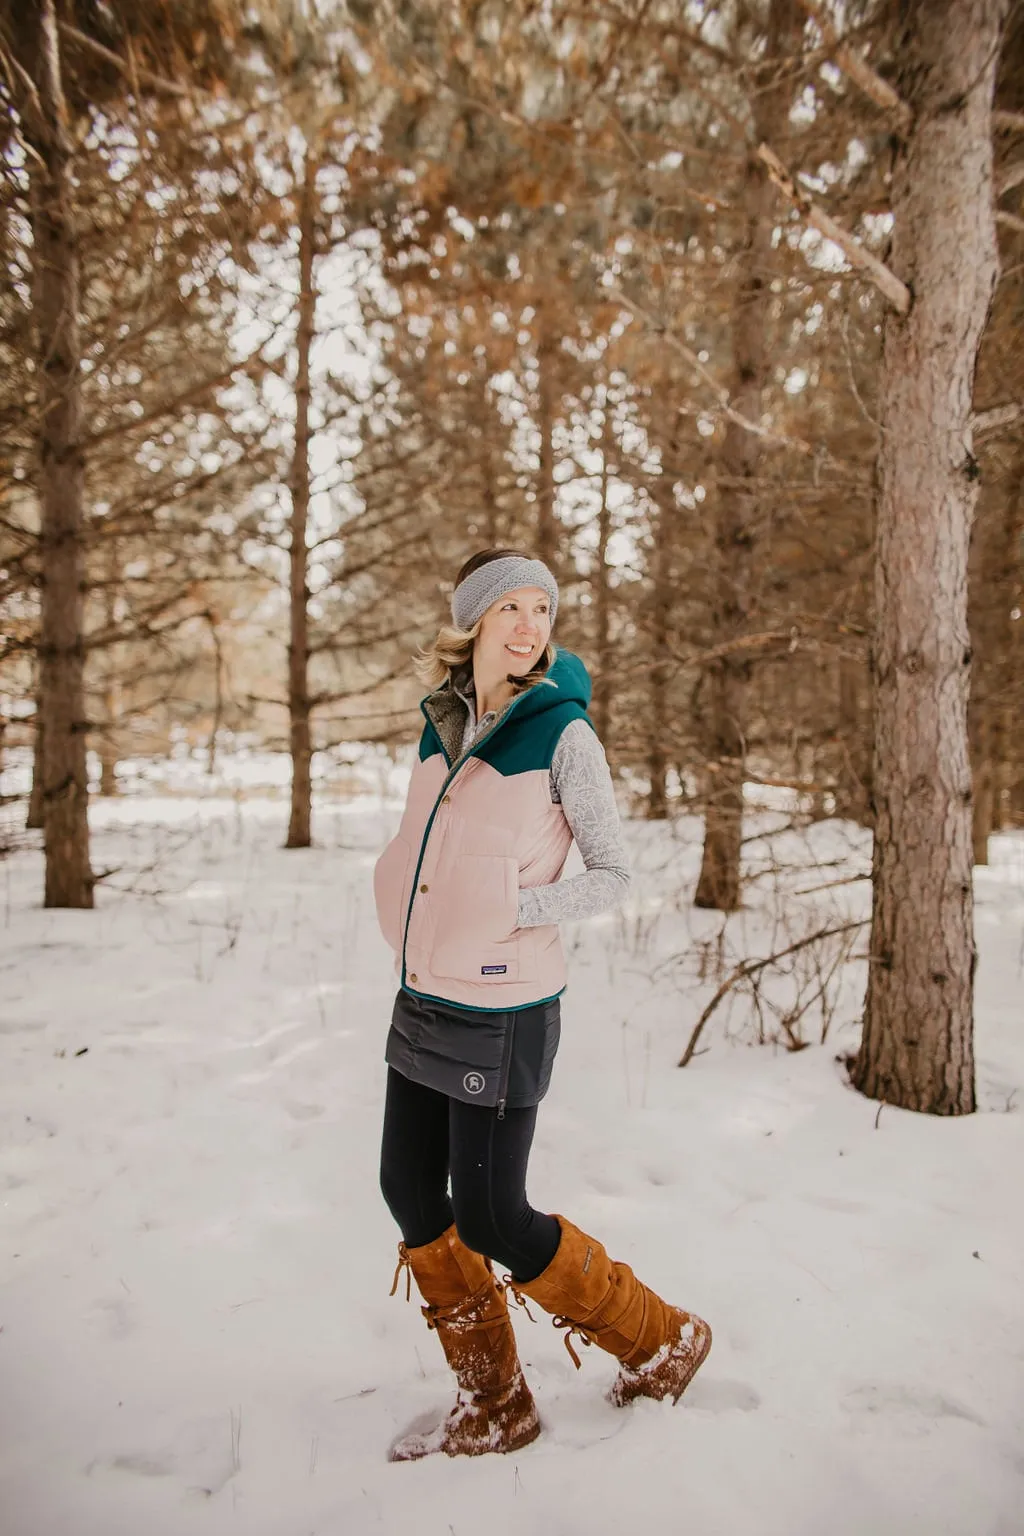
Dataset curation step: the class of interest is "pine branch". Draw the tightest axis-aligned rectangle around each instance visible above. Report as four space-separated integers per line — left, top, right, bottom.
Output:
757 144 911 316
794 0 912 131
972 400 1024 436
998 161 1024 195
57 22 196 101
604 284 819 458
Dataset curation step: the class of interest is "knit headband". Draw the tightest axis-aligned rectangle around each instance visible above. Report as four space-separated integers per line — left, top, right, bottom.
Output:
451 557 559 632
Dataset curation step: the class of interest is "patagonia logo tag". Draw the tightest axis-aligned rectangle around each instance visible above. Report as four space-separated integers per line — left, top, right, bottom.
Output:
481 964 507 975
583 1245 594 1275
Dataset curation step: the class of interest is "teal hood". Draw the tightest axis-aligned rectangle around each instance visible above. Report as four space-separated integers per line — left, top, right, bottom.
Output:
419 647 594 775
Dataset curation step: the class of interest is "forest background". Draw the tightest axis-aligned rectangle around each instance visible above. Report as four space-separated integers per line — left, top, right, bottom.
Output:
2 0 1023 1120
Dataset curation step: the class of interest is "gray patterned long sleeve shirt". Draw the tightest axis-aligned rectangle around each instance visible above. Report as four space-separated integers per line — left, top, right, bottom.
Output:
459 700 631 928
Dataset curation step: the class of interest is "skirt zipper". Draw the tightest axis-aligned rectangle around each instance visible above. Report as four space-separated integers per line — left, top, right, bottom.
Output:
496 1013 517 1121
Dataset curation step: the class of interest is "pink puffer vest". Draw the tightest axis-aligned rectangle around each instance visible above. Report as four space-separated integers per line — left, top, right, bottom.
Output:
373 649 592 1011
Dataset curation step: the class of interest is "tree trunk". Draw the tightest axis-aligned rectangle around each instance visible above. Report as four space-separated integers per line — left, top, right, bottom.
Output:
207 610 224 777
98 705 118 797
97 534 119 797
285 147 317 851
591 398 614 744
27 2 93 906
852 0 1007 1117
835 653 872 826
646 458 675 820
694 0 794 909
535 318 558 572
27 707 45 830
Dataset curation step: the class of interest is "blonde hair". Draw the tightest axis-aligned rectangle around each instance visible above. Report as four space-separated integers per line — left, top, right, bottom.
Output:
414 621 556 694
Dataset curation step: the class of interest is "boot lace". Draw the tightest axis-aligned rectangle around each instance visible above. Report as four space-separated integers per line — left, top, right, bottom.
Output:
389 1242 412 1302
553 1315 598 1370
500 1274 537 1323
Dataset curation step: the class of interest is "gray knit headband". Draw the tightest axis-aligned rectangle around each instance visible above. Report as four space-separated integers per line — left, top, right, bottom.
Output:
451 557 559 631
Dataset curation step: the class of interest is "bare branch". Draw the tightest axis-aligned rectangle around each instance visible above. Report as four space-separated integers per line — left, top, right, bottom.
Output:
998 160 1024 196
57 22 195 101
757 143 912 316
795 0 912 131
996 209 1024 236
994 110 1024 133
972 400 1024 436
678 920 868 1068
604 285 818 458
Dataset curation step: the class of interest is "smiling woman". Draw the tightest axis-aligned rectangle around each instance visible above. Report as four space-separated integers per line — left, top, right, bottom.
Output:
412 547 557 694
371 546 711 1464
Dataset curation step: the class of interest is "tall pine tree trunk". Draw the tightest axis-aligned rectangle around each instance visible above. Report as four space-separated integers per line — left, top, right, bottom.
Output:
27 701 45 831
206 610 224 778
591 399 614 743
836 653 872 826
646 504 672 819
97 533 120 798
28 1 93 905
646 414 679 820
535 317 558 571
852 0 1007 1116
285 147 317 851
694 0 794 909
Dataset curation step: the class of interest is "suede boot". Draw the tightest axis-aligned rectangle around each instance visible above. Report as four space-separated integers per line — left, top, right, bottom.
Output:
388 1223 541 1460
517 1215 711 1406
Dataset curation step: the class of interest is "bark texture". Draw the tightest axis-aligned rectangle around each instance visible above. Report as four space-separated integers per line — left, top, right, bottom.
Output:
27 712 45 831
852 0 1008 1116
285 147 317 850
591 402 614 744
29 1 93 905
534 318 558 572
694 0 795 909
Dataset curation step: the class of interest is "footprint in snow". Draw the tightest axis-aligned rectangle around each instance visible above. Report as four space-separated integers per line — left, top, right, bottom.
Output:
843 1383 986 1427
285 1100 325 1121
802 1194 867 1215
106 1452 174 1478
685 1378 762 1413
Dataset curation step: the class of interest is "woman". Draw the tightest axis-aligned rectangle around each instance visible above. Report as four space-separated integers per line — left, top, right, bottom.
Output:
375 548 710 1461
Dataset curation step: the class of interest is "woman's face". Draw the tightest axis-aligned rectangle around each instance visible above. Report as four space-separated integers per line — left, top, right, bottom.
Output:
475 585 553 679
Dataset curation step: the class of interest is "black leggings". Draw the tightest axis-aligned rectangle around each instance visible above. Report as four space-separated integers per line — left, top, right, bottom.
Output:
379 1066 561 1283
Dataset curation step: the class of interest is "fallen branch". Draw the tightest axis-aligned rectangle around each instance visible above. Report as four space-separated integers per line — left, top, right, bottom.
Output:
678 919 868 1068
757 144 912 316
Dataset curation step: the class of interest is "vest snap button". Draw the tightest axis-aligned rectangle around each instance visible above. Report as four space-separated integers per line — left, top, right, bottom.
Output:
420 883 428 894
442 794 451 804
409 973 418 984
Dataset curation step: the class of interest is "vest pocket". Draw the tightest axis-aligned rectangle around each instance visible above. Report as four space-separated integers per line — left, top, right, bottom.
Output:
373 835 412 953
431 854 536 986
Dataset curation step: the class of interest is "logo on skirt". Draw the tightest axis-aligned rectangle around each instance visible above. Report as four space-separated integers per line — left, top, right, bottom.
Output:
463 1071 486 1095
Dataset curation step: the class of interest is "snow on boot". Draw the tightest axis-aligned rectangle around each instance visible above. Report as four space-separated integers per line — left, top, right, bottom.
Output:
516 1215 711 1406
388 1224 541 1461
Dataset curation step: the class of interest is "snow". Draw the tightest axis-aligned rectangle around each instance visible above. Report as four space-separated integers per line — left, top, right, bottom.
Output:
1 776 1022 1536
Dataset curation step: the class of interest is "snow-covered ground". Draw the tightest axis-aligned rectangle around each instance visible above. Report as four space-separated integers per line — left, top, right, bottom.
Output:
1 775 1022 1536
